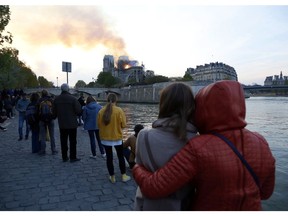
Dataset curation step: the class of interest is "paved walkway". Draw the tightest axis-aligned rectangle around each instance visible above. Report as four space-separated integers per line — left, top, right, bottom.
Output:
0 116 137 211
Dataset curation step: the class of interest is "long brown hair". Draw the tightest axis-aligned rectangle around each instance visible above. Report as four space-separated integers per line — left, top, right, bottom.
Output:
158 82 195 141
102 93 117 125
86 95 95 104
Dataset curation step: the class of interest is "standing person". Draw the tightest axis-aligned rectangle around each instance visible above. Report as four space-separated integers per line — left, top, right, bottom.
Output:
134 82 198 211
26 92 41 153
0 114 8 131
3 95 13 119
53 84 82 162
133 80 276 211
15 93 30 141
77 93 85 126
123 124 144 169
82 95 106 159
38 90 57 155
97 92 131 183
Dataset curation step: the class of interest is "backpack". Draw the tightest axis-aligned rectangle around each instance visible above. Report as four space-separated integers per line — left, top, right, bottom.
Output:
39 99 53 122
26 104 37 126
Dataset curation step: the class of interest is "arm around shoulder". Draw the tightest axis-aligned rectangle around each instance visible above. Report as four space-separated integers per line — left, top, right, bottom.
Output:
133 140 197 198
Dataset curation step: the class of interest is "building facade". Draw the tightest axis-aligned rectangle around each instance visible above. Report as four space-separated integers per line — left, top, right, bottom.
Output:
103 55 146 83
264 71 288 86
185 62 238 82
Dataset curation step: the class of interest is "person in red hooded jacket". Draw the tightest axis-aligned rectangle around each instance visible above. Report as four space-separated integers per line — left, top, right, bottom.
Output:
133 80 275 211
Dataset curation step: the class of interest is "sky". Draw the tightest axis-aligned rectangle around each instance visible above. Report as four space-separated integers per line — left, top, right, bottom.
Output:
4 1 288 87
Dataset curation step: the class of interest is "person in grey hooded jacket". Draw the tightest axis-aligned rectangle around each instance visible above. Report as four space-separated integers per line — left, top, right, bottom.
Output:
134 82 198 211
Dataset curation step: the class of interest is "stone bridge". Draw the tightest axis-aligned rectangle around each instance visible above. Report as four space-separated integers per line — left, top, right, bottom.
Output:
24 82 207 103
25 87 121 97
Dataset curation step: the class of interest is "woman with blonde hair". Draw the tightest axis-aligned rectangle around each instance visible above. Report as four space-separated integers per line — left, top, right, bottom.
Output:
97 93 131 183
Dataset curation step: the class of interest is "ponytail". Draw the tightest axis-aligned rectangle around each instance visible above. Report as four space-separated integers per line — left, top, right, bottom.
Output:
102 93 117 125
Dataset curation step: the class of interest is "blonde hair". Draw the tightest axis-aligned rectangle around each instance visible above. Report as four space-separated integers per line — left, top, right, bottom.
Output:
102 93 117 125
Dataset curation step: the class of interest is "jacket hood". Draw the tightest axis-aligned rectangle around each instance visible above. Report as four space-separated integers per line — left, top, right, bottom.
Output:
194 80 247 134
86 101 97 110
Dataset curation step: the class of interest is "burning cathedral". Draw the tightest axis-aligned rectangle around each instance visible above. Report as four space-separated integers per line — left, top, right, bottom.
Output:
103 55 151 83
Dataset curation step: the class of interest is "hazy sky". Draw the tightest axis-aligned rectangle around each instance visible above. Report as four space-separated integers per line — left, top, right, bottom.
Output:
6 1 288 86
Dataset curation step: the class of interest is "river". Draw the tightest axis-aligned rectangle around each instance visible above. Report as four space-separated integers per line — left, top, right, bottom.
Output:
113 97 288 211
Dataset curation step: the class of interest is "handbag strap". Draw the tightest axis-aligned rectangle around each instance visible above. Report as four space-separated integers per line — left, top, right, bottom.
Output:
212 132 260 189
144 131 158 171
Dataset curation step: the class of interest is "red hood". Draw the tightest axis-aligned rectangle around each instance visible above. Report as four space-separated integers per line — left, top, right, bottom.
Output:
194 80 247 134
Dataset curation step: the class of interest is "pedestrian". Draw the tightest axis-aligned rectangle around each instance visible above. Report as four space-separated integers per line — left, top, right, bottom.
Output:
53 84 82 162
15 93 30 141
3 95 13 119
133 80 276 210
82 95 106 159
26 92 41 153
134 82 198 211
37 89 57 155
123 124 144 169
97 92 131 183
77 93 85 126
0 114 8 131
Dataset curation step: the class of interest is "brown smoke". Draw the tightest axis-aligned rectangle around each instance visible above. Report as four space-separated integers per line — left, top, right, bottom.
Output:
11 6 127 57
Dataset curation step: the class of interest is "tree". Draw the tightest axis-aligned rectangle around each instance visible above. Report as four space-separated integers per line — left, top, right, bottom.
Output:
182 73 193 81
144 75 169 84
0 6 40 89
38 76 52 88
0 5 13 46
75 80 86 88
0 47 19 88
97 72 120 87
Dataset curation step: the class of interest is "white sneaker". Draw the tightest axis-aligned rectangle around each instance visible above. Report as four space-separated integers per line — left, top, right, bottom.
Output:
101 153 106 158
122 174 131 182
90 155 97 159
109 175 116 183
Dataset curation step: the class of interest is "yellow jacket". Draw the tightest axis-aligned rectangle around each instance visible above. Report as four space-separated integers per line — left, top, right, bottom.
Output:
97 104 126 141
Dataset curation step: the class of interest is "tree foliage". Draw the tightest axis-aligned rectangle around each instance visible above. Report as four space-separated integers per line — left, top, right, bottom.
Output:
97 72 121 87
0 5 12 46
38 76 52 88
0 5 43 89
144 75 169 84
182 73 193 81
75 80 86 88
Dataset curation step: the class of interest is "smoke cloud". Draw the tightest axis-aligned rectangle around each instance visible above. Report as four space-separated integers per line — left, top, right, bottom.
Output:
11 6 127 57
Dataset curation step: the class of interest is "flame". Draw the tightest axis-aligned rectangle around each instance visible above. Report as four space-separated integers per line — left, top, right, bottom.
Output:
124 64 131 69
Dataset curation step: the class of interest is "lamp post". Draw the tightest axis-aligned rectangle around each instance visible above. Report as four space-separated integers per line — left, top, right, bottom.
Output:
92 77 96 87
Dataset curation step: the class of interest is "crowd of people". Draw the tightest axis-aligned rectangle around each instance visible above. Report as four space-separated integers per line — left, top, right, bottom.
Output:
1 80 276 211
1 84 136 180
0 88 24 131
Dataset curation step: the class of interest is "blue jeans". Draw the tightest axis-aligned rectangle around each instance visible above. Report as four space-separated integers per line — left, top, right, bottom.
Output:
88 129 105 156
39 120 56 153
18 112 29 139
31 126 40 153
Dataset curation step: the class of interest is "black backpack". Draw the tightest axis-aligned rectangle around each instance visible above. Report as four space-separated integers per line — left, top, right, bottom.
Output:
39 99 53 122
26 104 37 126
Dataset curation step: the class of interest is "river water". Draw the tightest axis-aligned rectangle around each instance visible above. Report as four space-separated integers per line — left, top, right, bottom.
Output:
111 97 288 211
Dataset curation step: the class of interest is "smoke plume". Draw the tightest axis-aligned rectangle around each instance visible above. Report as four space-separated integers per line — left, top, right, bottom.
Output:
11 6 127 57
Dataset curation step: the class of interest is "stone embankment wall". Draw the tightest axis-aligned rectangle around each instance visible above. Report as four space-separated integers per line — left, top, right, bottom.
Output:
97 81 206 103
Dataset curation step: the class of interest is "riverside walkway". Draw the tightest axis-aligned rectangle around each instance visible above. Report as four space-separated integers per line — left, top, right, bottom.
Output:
0 116 137 211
